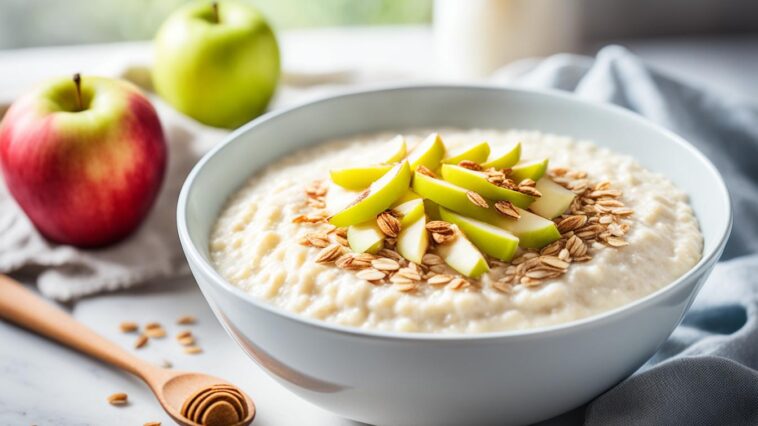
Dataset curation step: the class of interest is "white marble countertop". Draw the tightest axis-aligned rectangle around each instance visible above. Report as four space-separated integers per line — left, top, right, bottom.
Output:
2 275 359 426
1 27 757 426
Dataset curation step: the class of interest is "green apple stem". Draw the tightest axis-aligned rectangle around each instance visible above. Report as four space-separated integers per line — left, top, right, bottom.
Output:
72 73 83 111
211 1 220 23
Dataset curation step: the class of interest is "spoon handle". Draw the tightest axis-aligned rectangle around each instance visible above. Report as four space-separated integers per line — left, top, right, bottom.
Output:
0 275 156 379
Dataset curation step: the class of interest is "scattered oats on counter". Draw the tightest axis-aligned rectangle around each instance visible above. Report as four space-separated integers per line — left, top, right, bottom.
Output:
107 392 128 406
176 315 197 325
134 334 148 349
119 321 138 333
123 318 203 354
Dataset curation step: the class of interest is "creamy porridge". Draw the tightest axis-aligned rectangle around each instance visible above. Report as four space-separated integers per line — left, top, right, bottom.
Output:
210 129 703 333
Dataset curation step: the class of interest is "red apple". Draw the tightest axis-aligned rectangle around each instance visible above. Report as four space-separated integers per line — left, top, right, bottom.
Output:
0 74 167 247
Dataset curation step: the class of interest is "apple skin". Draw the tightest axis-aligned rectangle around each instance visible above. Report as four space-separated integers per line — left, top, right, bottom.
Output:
482 142 521 169
328 161 411 227
153 0 280 129
442 141 490 164
408 133 446 171
330 164 392 190
0 76 166 247
439 207 519 262
511 159 548 182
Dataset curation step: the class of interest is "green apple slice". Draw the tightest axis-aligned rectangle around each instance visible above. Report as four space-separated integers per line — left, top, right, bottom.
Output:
439 207 519 262
502 208 561 249
407 133 446 171
413 171 500 220
392 198 425 227
442 141 490 164
436 228 489 278
393 190 421 205
329 161 411 227
529 178 576 219
412 172 560 248
382 135 407 163
482 142 521 169
510 159 548 182
439 164 535 208
347 221 384 254
423 199 442 221
330 164 393 190
396 214 429 264
328 136 409 190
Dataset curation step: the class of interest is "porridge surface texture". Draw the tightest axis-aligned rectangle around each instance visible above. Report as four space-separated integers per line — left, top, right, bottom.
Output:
210 129 703 333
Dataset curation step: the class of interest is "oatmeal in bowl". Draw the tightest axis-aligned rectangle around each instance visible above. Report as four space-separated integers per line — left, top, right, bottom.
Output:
209 129 703 333
179 85 730 425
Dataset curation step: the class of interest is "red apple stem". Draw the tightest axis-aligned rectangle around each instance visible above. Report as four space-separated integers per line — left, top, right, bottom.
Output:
73 73 83 111
211 2 220 24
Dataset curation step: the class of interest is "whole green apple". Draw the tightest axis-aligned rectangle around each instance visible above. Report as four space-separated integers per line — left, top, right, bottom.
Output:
153 0 280 128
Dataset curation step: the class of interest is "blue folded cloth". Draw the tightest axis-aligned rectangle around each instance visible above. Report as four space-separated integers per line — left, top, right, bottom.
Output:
498 46 758 425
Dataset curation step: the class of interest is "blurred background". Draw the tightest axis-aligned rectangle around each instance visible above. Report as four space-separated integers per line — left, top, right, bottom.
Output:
1 0 756 100
2 0 756 48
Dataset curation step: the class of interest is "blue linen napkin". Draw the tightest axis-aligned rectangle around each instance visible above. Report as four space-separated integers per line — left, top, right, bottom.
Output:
497 46 758 425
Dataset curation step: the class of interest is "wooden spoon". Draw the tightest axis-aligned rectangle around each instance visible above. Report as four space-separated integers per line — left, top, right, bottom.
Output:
0 275 255 426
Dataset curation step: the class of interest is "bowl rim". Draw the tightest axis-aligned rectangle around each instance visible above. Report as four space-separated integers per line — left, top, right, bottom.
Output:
177 83 732 342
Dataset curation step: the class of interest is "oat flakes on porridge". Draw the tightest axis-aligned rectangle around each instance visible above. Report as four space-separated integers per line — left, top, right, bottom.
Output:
210 129 703 333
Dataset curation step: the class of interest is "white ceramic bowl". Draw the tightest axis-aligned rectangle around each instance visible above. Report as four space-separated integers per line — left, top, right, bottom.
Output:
177 85 731 426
